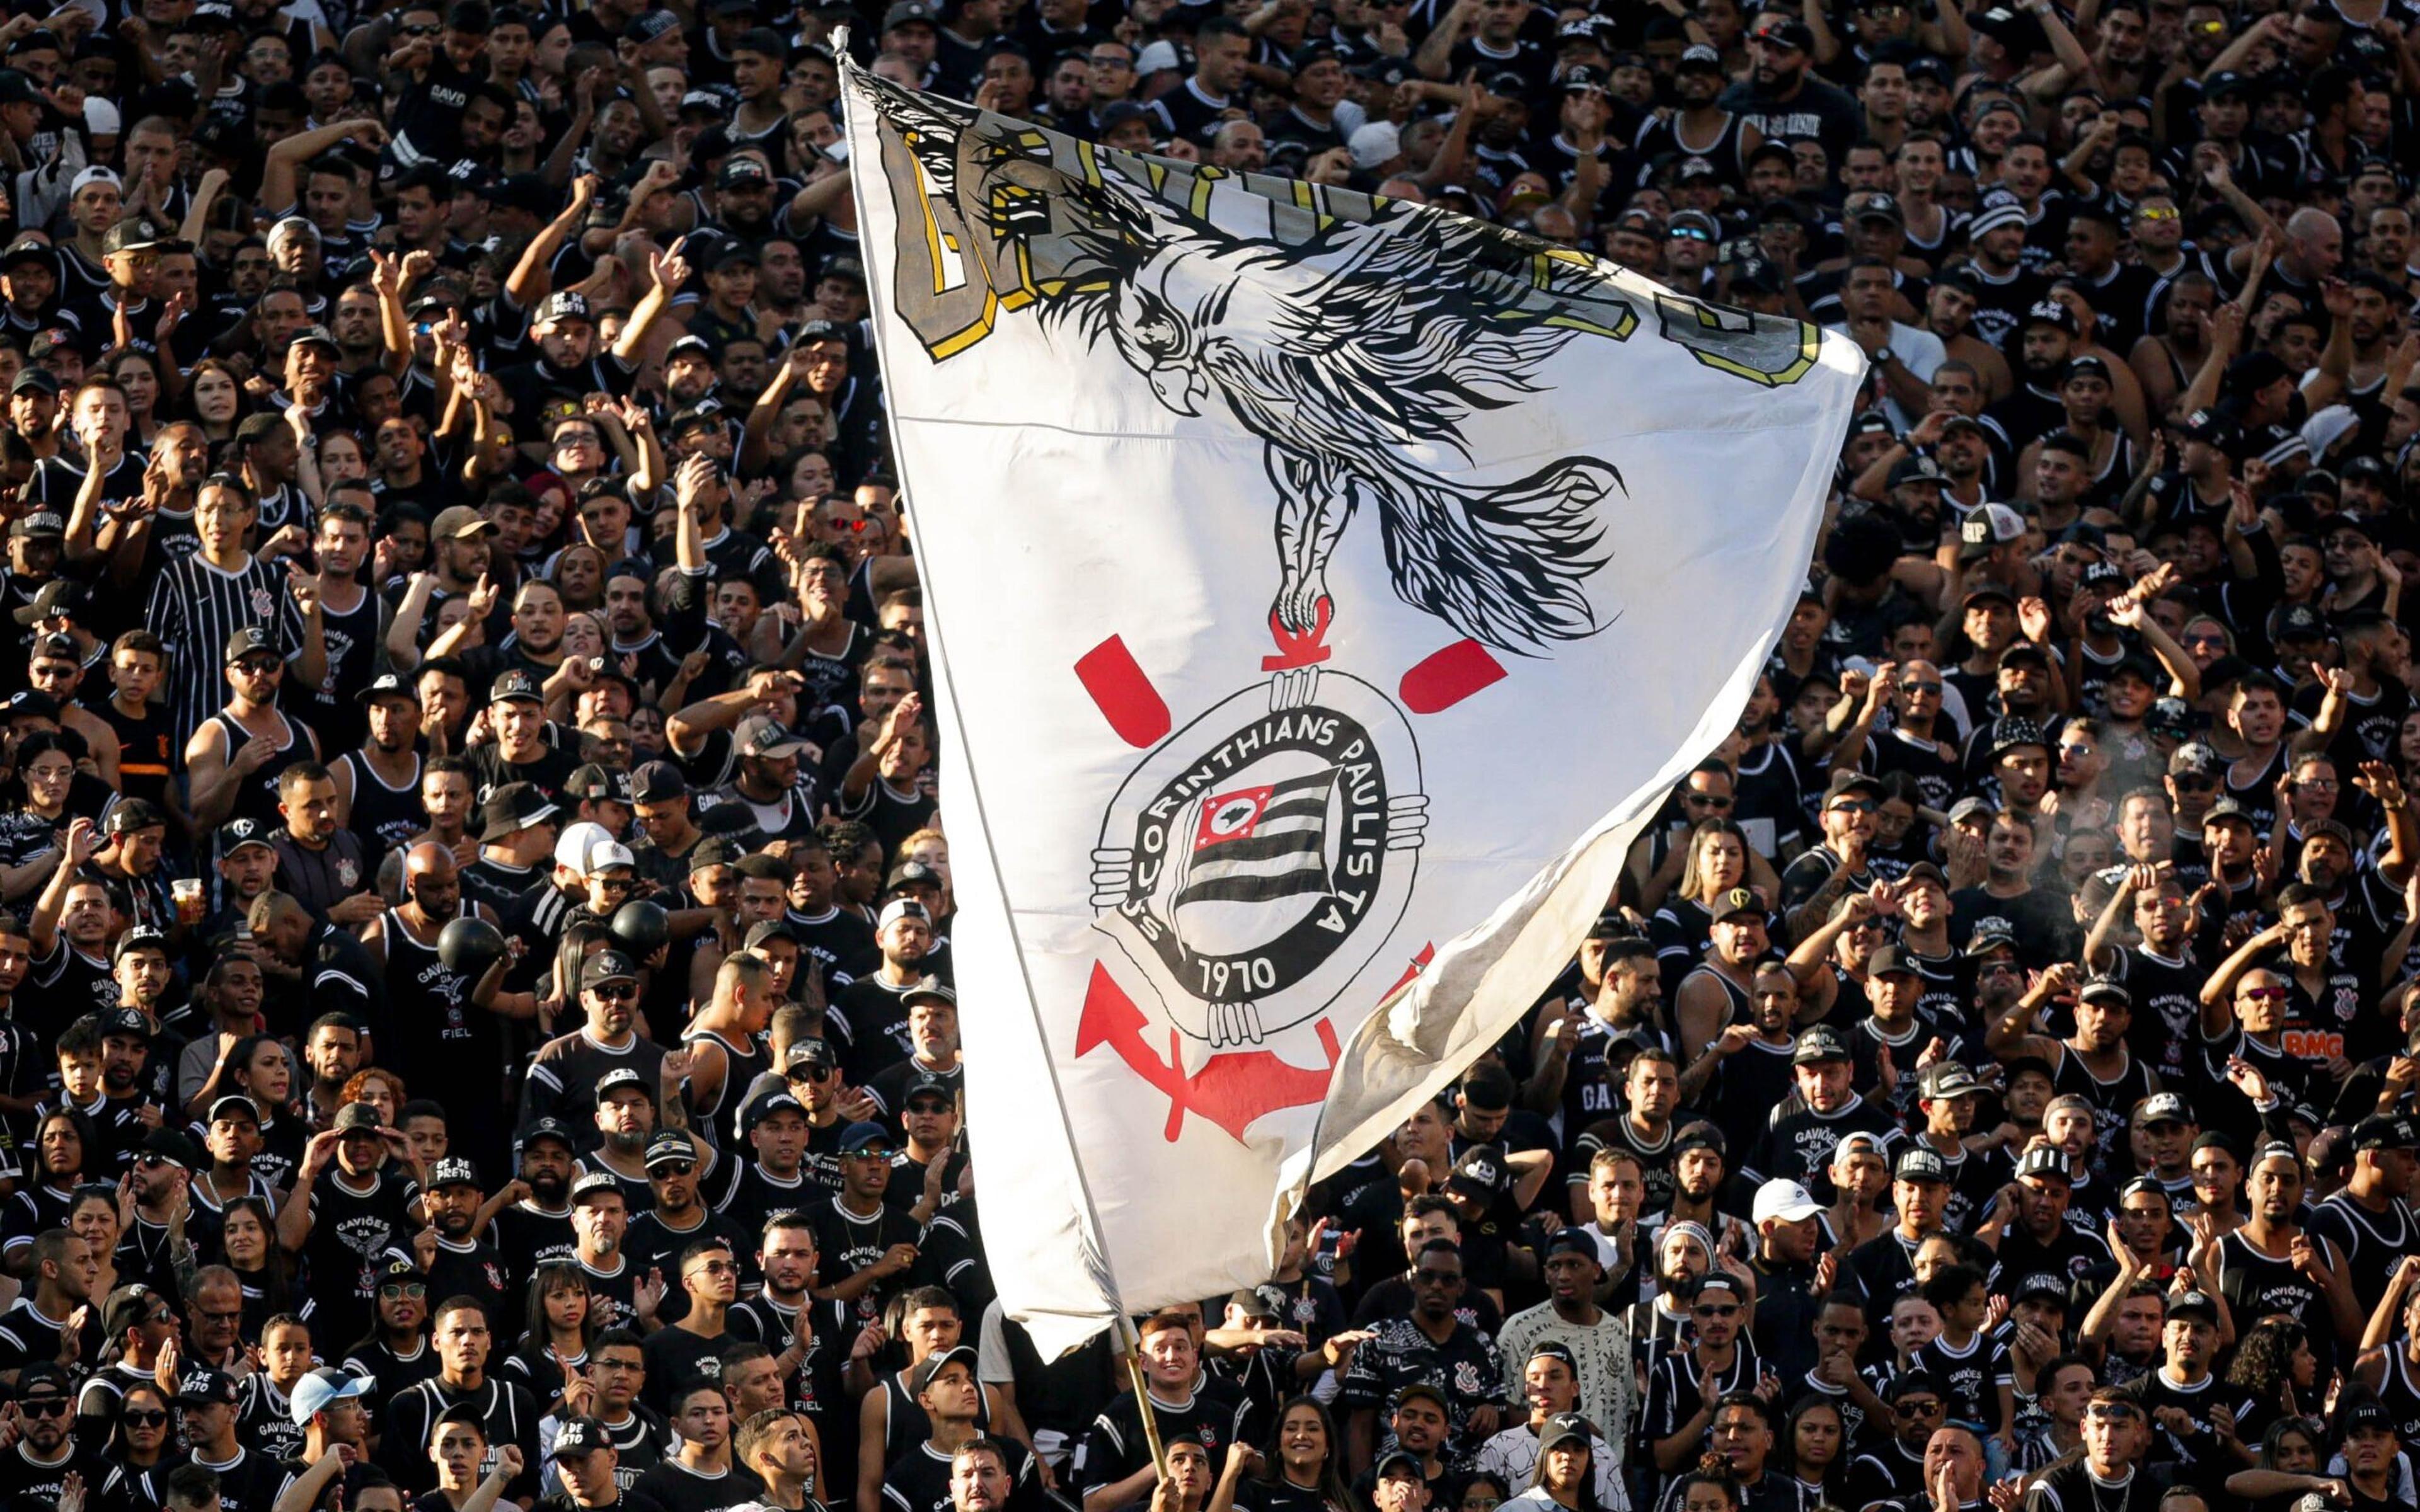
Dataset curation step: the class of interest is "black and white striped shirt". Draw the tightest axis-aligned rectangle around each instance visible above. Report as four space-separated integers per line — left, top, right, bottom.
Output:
141 551 304 747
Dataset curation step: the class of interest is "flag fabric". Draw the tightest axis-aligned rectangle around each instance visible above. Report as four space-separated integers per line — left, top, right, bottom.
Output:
840 61 1866 1356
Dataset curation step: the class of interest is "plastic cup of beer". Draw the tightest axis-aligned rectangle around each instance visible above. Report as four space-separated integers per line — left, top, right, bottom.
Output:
172 878 204 925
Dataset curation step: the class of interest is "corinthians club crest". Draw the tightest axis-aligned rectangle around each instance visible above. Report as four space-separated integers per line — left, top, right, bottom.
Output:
1090 672 1427 1052
857 68 1822 1142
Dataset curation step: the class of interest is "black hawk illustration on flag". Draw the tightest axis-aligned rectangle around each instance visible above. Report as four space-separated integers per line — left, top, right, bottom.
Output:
867 77 1663 658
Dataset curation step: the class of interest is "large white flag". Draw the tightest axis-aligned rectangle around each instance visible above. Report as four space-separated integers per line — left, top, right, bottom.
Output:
841 64 1865 1356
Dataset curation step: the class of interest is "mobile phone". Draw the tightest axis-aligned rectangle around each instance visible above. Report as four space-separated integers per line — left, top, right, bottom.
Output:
824 139 850 165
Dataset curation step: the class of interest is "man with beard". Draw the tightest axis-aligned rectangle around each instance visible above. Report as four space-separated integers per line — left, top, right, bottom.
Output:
0 1227 98 1377
2086 866 2216 1089
572 1171 667 1334
493 1116 580 1281
185 621 325 835
332 673 429 857
630 1129 753 1324
269 762 380 927
1334 1242 1504 1472
1983 300 2082 451
362 840 522 1169
699 714 824 848
419 1155 516 1336
1569 1048 1683 1220
0 1363 78 1500
524 951 670 1128
492 268 688 421
834 902 942 1086
279 1103 422 1354
1720 14 1860 164
732 1212 850 1428
1673 889 1769 1074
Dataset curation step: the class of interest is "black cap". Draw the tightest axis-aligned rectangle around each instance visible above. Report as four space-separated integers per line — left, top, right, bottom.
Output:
218 817 275 854
594 1067 647 1104
1793 1027 1850 1065
9 578 85 626
785 1039 837 1075
222 625 277 665
644 1131 697 1170
356 671 417 707
478 782 558 843
630 760 688 802
551 1415 610 1458
488 668 543 706
428 1156 480 1189
580 950 640 990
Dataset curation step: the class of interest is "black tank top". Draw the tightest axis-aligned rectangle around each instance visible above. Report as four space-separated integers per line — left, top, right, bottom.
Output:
2220 1228 2336 1372
378 907 489 1094
2377 1345 2420 1449
2051 1047 2158 1178
297 587 384 748
339 750 425 856
681 1028 771 1144
1678 963 1753 1046
210 709 314 828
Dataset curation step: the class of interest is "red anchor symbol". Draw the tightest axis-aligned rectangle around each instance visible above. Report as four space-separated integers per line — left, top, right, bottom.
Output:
1075 962 1342 1143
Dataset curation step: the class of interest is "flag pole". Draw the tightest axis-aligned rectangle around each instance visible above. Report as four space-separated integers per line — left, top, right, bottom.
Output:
1117 1317 1172 1483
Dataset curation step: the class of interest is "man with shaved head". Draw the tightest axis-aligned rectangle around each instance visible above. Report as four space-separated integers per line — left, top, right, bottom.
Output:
361 841 527 1168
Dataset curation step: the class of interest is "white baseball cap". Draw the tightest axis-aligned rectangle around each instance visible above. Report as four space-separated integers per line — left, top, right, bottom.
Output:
289 1366 371 1425
552 820 614 876
1751 1178 1824 1227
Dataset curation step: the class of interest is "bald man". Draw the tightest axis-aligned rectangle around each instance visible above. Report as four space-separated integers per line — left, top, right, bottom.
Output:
361 842 531 1169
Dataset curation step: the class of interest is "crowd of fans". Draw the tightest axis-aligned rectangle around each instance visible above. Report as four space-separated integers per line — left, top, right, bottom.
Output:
0 0 2417 1510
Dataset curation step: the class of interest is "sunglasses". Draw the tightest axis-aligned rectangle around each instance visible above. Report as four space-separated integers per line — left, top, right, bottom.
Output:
2170 776 2216 792
589 983 637 1000
401 21 438 34
1414 1269 1464 1286
1694 1303 1739 1318
1682 793 1733 808
380 1281 428 1300
686 1258 738 1278
2240 987 2288 1002
654 1160 696 1177
122 1409 169 1426
1829 800 1877 815
1900 681 1943 694
19 1398 68 1418
1897 1399 1944 1416
1669 226 1714 243
2087 1404 2141 1422
2138 205 2184 219
234 658 283 675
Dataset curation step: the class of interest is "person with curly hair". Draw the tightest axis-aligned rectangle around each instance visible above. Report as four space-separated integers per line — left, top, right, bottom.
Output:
2228 1316 2320 1450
